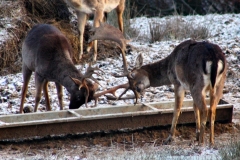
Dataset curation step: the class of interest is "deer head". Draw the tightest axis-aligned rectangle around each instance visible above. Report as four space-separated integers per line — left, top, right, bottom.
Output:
70 64 104 108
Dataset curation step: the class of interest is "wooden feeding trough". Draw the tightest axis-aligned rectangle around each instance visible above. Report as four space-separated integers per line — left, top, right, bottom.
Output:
0 99 233 142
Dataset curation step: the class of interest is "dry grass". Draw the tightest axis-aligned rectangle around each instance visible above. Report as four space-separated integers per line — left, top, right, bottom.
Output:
0 0 30 75
219 138 240 160
149 15 210 43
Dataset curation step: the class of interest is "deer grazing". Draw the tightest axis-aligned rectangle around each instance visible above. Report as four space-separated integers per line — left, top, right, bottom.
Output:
64 0 125 61
128 43 226 146
89 24 227 145
20 24 122 113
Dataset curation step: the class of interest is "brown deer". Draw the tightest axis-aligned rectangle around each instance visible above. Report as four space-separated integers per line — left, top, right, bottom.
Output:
89 24 227 145
64 0 125 61
20 24 123 113
129 43 226 146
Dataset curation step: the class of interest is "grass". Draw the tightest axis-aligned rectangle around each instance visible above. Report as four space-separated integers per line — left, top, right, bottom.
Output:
149 15 210 43
107 3 210 44
219 138 240 160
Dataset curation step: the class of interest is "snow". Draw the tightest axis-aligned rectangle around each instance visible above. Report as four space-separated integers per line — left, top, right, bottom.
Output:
131 14 240 42
0 13 240 158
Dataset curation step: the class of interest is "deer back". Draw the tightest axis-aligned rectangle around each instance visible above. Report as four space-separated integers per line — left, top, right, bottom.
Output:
171 40 226 90
128 40 226 96
22 24 75 77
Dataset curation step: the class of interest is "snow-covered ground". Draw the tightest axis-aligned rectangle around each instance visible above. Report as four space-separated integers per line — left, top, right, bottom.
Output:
0 13 240 159
0 13 239 114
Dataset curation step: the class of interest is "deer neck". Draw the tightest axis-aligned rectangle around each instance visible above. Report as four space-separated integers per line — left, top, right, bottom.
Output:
51 63 84 93
142 57 172 87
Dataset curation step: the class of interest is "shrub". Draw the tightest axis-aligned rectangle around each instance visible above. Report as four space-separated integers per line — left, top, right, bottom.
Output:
149 15 210 43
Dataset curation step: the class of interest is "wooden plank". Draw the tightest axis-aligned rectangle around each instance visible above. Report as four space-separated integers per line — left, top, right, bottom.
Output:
0 99 233 141
141 103 159 111
67 110 82 117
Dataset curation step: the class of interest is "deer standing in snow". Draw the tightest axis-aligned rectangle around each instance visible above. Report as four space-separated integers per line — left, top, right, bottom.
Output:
20 24 124 113
88 23 227 145
64 0 125 61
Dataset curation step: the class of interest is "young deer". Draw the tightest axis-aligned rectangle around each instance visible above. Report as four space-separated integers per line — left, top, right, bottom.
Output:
88 24 227 145
20 24 120 113
64 0 125 61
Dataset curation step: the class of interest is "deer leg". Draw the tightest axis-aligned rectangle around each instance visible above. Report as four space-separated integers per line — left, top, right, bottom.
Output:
164 85 185 144
209 91 217 146
117 2 128 75
209 76 225 145
42 80 51 111
34 73 45 112
76 11 87 60
84 87 89 108
209 81 224 146
193 102 200 141
55 82 64 110
20 65 32 113
116 1 125 32
192 91 208 145
91 9 104 62
199 99 208 145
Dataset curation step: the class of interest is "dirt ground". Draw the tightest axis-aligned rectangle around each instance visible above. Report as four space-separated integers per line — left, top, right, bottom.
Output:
0 121 239 159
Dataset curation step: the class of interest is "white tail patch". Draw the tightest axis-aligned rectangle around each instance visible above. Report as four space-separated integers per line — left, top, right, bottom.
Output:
216 60 224 85
217 60 224 75
205 61 212 74
202 60 224 95
202 61 212 95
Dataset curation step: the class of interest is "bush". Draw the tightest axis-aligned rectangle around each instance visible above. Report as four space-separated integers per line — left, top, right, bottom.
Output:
149 15 210 43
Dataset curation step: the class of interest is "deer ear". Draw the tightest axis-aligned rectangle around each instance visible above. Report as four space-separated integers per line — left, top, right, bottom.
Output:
135 54 143 69
70 77 82 87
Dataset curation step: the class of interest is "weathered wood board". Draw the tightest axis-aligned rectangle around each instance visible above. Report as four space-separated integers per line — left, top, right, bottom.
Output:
0 99 233 141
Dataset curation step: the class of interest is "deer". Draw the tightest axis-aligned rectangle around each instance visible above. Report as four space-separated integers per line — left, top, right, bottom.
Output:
64 0 125 61
20 24 125 113
88 24 227 146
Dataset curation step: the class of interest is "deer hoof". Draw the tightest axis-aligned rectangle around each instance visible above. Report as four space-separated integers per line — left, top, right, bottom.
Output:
196 131 200 141
163 135 175 145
